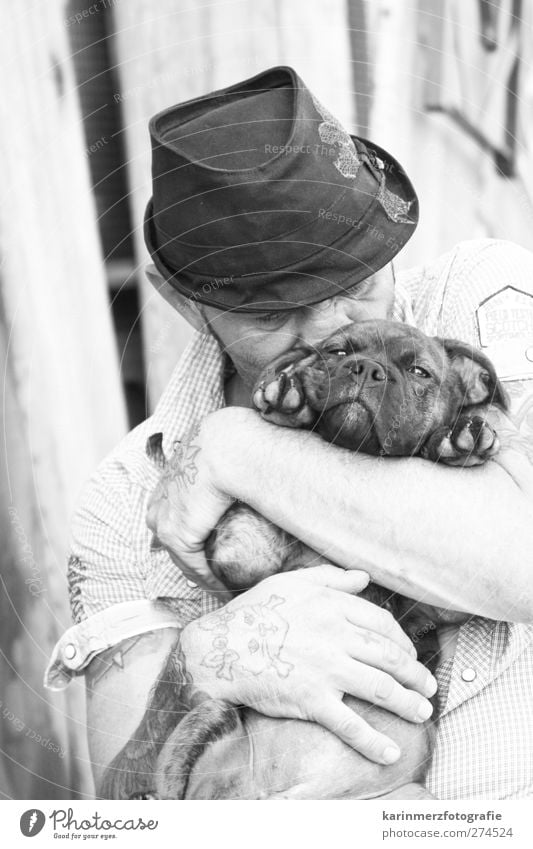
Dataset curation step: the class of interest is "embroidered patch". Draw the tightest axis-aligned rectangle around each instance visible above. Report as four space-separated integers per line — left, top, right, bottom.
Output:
67 554 87 624
376 176 414 224
310 94 413 224
476 286 533 381
311 93 362 179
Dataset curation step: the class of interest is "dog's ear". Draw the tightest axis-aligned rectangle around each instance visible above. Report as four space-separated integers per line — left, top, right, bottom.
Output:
441 339 509 410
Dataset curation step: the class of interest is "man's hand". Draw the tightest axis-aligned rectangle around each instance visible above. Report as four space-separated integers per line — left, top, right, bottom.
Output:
180 565 437 766
146 417 236 598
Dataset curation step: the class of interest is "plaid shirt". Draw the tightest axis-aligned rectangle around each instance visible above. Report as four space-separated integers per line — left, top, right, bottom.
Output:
45 239 533 799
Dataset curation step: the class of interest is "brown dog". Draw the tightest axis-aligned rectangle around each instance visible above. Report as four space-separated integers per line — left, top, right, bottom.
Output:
102 319 507 800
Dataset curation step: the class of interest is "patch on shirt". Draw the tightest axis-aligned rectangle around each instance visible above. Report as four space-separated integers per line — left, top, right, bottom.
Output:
67 554 87 625
476 286 533 381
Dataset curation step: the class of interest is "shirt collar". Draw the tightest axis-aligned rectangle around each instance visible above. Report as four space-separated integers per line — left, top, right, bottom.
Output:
441 619 533 716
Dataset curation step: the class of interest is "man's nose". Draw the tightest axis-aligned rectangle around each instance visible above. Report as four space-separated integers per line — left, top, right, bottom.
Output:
297 300 358 346
344 357 387 387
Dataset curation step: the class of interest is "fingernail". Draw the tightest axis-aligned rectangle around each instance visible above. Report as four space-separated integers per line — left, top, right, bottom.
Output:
382 746 401 764
424 674 438 697
415 701 433 722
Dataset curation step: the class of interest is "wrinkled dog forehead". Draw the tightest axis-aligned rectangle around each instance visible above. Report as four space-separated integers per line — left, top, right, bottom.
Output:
322 320 444 363
386 330 447 369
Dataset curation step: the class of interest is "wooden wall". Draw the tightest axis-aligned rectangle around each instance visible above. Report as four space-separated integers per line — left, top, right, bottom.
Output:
0 0 128 798
367 0 533 271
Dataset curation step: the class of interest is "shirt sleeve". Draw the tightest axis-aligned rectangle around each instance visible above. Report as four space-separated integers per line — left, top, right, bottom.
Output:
45 334 229 691
44 461 181 691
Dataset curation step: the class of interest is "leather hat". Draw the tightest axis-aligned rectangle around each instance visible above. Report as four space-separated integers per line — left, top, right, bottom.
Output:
144 66 419 312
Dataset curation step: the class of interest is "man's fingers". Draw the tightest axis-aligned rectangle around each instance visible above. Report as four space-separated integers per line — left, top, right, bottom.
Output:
311 698 401 765
347 627 436 698
299 564 370 594
343 660 434 724
167 550 232 602
343 595 417 656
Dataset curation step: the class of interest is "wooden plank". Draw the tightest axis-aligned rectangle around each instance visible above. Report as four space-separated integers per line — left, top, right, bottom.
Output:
112 0 355 409
368 0 533 268
0 0 128 798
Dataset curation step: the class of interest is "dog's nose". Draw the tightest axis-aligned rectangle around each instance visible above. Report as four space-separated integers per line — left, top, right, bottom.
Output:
347 358 387 386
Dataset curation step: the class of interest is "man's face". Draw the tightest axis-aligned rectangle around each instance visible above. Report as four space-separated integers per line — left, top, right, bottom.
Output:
201 266 396 387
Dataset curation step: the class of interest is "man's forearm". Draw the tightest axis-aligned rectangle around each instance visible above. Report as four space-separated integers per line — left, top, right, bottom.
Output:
209 409 533 622
89 628 186 799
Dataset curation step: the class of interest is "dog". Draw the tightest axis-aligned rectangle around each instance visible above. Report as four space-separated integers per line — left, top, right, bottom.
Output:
102 319 507 800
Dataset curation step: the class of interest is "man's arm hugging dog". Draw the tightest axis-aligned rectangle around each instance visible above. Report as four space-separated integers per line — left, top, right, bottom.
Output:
101 318 508 800
46 67 533 803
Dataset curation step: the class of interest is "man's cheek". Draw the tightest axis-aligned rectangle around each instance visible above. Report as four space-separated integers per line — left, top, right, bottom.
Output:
235 338 295 374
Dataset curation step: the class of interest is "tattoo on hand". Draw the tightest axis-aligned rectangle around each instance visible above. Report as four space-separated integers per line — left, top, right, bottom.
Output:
199 595 294 681
169 422 202 489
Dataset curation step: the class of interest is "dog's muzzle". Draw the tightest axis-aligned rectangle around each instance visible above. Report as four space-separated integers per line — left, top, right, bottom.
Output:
315 356 389 411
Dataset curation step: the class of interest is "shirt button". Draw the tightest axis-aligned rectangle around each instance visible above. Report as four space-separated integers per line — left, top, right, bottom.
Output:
461 667 477 682
186 579 197 588
526 346 533 362
64 643 77 660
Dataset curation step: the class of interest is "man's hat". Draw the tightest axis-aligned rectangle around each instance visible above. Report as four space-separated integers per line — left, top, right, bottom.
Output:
144 66 418 312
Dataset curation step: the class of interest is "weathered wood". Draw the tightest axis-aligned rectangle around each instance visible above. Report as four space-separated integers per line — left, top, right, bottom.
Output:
0 0 128 798
369 0 533 270
112 0 355 408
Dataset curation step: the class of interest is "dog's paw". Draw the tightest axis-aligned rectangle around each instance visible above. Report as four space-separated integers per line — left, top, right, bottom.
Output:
422 415 500 466
253 367 315 427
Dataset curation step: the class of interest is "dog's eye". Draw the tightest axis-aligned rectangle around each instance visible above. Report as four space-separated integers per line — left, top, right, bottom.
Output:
325 349 347 357
408 365 431 378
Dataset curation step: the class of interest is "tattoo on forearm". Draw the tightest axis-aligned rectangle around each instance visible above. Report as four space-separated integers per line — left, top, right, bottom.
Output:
199 595 294 681
99 634 205 800
87 636 144 687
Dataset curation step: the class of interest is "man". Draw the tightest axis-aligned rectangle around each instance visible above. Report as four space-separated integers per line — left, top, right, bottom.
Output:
45 67 533 799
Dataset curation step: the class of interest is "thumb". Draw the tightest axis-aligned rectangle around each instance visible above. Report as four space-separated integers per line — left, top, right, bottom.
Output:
312 697 401 766
299 564 370 594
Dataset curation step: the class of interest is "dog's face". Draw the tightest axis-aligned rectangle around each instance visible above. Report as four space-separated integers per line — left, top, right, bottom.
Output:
266 320 507 455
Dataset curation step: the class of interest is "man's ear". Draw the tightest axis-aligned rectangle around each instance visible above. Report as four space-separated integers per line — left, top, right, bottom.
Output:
441 338 509 410
144 265 208 333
